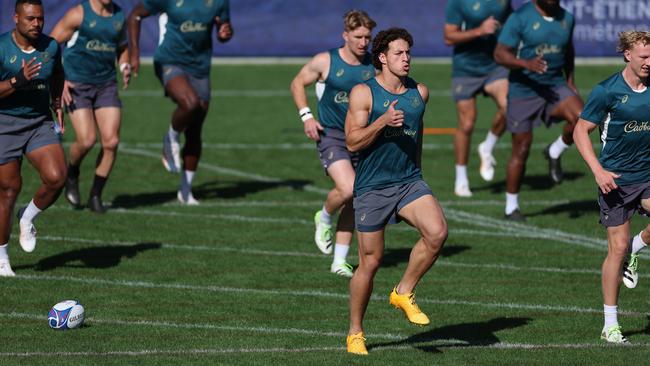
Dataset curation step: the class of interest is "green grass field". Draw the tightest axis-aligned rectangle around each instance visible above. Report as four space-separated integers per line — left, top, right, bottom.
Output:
3 63 650 365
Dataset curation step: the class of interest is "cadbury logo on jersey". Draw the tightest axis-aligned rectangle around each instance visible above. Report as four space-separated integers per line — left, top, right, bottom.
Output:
86 40 116 52
384 127 416 139
624 121 650 133
535 43 561 56
180 20 207 33
334 91 349 104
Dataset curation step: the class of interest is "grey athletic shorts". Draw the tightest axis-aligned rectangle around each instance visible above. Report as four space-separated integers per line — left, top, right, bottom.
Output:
451 66 508 102
0 115 60 164
507 85 577 133
154 62 211 102
67 79 121 112
598 181 650 227
317 128 358 172
353 179 433 232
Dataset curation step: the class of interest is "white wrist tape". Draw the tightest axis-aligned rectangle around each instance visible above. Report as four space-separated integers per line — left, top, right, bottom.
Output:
119 63 130 73
299 107 313 122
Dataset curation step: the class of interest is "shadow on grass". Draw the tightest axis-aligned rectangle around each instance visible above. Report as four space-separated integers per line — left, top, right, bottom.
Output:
625 315 650 338
381 245 470 268
111 179 313 208
525 199 598 219
14 243 161 271
473 172 584 194
369 317 532 353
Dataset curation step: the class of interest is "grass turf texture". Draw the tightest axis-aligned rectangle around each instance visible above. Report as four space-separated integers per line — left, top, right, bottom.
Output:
2 63 649 364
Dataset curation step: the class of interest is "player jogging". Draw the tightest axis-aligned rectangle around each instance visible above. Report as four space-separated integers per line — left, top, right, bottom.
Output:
573 31 650 344
444 0 512 197
344 28 448 355
51 0 130 213
494 0 583 221
127 0 232 205
0 0 66 276
290 10 376 277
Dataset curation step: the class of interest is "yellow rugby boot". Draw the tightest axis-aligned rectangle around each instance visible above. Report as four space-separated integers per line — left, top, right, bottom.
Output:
346 332 368 355
389 287 430 326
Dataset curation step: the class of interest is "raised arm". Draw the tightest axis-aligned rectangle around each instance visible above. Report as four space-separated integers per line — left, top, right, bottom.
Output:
126 2 151 77
345 83 404 153
50 5 83 44
289 52 329 141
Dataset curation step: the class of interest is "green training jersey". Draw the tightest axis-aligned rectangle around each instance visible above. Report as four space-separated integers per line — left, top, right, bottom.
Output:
0 32 61 118
318 48 374 131
580 72 650 186
498 2 574 98
63 1 126 84
143 0 230 78
354 77 425 196
445 0 512 77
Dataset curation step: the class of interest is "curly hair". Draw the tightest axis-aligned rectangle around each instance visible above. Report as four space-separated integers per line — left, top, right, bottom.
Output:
371 28 413 70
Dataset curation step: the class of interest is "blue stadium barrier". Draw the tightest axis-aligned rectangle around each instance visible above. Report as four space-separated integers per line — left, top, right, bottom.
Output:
1 0 649 57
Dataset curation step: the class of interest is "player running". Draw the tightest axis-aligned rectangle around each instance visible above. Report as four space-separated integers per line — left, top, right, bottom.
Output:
574 31 650 344
494 0 583 221
51 0 130 213
444 0 512 197
0 0 66 276
290 10 376 277
127 0 233 205
344 28 447 355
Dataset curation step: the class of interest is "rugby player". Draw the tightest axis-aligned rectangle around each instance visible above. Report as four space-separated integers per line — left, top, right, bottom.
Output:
290 10 376 277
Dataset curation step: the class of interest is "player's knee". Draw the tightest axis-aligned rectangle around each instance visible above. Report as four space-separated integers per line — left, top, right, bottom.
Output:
422 224 447 253
0 182 21 201
102 136 120 152
42 169 66 189
79 136 96 152
337 183 354 201
179 95 201 113
608 238 628 259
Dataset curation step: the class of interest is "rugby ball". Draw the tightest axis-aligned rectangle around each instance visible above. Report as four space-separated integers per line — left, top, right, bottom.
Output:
48 300 85 330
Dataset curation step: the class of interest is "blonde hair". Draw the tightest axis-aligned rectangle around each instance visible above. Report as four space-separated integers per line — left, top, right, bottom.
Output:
343 10 376 32
617 31 650 60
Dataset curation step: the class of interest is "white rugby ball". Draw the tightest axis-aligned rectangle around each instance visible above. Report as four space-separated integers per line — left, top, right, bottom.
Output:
48 300 85 330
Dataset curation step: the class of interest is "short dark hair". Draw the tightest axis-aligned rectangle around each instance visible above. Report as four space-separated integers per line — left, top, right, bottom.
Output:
371 28 413 69
15 0 42 12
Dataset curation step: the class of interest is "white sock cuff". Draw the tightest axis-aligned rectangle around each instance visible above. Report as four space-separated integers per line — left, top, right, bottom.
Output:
0 243 8 260
21 200 42 222
333 243 350 263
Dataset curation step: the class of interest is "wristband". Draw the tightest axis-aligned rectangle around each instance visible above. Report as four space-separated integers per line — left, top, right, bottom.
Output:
299 107 313 123
9 70 29 89
119 63 130 73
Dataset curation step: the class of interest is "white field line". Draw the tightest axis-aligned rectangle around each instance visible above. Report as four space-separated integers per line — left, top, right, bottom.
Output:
157 198 573 208
50 204 619 254
8 273 646 316
1 312 405 341
118 141 555 151
2 342 645 358
39 235 636 278
119 88 593 98
118 147 611 253
120 147 329 196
